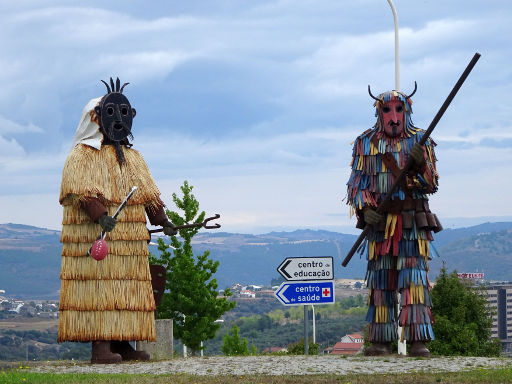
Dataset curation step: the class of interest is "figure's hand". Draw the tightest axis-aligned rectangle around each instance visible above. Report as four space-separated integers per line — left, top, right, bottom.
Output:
99 214 117 232
162 219 178 236
364 209 383 226
411 143 425 166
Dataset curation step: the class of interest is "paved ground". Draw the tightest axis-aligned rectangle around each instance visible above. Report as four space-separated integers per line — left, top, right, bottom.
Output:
29 355 512 376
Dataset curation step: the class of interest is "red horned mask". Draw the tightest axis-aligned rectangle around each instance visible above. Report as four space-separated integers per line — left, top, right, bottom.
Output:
381 99 405 138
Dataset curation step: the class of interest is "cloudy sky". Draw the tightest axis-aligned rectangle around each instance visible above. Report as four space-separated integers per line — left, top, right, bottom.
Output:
0 0 511 234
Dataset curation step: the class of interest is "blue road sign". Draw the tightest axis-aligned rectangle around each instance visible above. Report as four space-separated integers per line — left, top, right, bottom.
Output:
274 280 335 306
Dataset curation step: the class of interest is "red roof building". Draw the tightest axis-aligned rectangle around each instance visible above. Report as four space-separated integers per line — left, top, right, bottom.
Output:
262 346 288 354
330 333 364 355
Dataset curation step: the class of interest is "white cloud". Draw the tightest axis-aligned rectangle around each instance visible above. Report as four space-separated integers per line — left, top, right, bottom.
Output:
0 148 67 198
154 168 351 235
292 17 487 102
93 51 197 83
437 129 512 146
136 126 357 178
0 0 511 232
0 114 43 134
7 7 203 44
0 193 61 230
430 144 512 222
0 135 25 157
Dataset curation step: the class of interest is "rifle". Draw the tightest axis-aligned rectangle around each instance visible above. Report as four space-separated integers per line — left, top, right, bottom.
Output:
342 52 481 267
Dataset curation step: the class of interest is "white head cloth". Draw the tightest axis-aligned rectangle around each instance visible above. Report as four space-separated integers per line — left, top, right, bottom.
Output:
71 97 103 150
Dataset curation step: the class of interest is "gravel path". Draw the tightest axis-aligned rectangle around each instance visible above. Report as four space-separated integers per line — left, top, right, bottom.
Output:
30 355 512 376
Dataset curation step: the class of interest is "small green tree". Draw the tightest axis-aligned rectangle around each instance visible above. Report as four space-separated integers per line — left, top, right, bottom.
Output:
222 325 252 356
287 339 319 355
429 266 502 356
149 181 236 355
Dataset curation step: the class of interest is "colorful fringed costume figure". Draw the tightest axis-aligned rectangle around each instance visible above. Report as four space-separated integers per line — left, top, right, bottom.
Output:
346 86 442 357
58 78 176 364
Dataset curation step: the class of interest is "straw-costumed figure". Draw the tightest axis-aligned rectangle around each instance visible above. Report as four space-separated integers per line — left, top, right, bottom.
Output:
58 96 163 344
346 88 442 357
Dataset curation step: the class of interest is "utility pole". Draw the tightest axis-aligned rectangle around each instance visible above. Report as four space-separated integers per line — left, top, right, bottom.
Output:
311 305 316 344
387 0 406 355
304 305 309 355
183 314 187 358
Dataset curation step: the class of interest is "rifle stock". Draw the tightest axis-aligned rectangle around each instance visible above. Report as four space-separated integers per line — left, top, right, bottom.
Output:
342 52 481 267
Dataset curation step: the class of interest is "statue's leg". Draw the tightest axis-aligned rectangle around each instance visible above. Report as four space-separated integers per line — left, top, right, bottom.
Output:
397 230 434 357
111 340 150 361
91 341 122 364
365 255 398 356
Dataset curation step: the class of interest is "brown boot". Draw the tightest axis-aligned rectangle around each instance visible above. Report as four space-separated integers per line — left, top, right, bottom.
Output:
91 341 122 364
111 341 150 361
364 342 392 356
409 341 430 357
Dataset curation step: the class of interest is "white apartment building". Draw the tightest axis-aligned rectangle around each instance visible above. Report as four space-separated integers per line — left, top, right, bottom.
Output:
482 283 512 353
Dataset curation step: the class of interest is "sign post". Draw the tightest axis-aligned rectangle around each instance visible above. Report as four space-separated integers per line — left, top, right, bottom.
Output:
275 256 335 355
304 305 309 355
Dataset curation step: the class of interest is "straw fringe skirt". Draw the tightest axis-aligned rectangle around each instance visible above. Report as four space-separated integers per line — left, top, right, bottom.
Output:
58 145 160 342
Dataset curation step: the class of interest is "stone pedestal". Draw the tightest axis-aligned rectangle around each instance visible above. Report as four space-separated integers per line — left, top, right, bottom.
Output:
136 319 173 360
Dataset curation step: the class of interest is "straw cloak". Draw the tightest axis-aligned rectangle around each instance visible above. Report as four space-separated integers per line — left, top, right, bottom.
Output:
58 143 162 342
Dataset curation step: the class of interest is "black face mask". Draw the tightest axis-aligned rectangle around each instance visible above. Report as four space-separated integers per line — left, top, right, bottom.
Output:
94 77 137 164
95 91 136 142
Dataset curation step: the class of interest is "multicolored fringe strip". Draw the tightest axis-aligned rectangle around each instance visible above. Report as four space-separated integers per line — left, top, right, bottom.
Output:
401 323 435 342
368 323 398 343
399 304 435 341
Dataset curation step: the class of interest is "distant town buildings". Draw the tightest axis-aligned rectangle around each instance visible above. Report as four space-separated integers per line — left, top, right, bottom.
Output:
239 289 256 299
262 346 288 354
229 283 268 299
0 291 58 318
335 279 365 290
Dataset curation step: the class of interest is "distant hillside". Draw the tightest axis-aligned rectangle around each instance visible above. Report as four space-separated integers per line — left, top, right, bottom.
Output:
1 222 512 299
185 229 363 290
0 224 61 299
431 228 512 281
432 222 512 247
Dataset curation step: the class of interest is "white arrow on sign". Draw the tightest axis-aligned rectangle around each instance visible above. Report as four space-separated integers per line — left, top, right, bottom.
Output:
275 284 290 304
277 256 334 281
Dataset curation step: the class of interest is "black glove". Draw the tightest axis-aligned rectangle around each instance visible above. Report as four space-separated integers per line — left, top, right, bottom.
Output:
364 209 383 226
410 143 425 166
162 219 178 236
99 214 117 232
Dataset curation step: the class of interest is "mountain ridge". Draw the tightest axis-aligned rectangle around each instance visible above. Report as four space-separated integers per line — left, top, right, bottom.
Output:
1 221 512 299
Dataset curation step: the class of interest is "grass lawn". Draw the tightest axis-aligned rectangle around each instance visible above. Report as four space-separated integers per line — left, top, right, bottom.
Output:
2 367 512 384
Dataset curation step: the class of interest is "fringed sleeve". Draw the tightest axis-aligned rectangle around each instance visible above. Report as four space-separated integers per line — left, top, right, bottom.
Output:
346 129 379 224
406 133 439 196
